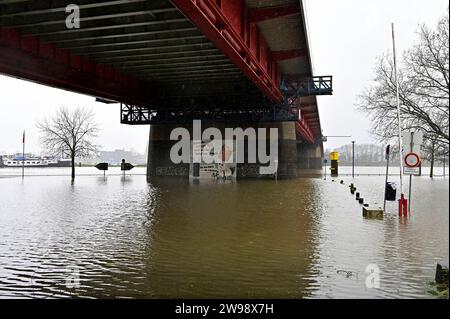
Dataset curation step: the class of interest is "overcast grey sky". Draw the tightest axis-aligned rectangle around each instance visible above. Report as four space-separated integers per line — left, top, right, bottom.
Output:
0 0 448 155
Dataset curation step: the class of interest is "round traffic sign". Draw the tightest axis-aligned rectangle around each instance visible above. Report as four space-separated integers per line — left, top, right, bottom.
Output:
404 152 421 168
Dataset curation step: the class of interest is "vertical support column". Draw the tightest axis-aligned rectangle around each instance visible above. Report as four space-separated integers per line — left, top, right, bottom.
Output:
147 124 190 181
297 141 323 172
277 122 298 179
147 121 305 180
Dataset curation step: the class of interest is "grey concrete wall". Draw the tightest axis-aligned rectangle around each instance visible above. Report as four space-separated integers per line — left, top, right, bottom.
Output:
296 142 324 170
146 121 300 180
147 124 190 180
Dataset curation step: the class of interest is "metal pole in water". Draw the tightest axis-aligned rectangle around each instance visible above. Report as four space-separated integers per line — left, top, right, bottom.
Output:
408 174 412 213
408 132 414 214
383 145 391 212
392 23 406 216
22 130 25 179
352 141 355 178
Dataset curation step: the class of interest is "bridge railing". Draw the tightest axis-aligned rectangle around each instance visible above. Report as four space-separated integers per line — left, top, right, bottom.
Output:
121 103 300 125
120 76 333 126
282 76 333 97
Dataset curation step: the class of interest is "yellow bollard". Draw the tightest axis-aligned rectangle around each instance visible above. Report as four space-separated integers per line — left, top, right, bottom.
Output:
330 151 339 177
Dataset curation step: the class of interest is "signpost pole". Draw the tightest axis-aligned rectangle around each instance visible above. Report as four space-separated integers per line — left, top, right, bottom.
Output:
408 174 412 213
392 23 406 217
95 163 109 179
352 141 355 178
120 159 134 178
408 132 414 214
383 145 390 212
22 130 25 179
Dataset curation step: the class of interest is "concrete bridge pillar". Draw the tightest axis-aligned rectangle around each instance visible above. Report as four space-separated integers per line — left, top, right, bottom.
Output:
276 122 298 179
147 124 190 179
146 121 300 180
296 142 324 172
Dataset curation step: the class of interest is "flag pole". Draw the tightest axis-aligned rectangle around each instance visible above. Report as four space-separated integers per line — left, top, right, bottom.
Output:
392 23 407 216
22 130 25 179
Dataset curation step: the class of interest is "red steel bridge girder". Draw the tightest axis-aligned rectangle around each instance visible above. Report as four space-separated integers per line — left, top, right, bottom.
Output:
0 1 319 145
0 27 155 107
248 4 301 23
172 0 283 103
272 49 306 62
296 120 315 145
172 0 318 144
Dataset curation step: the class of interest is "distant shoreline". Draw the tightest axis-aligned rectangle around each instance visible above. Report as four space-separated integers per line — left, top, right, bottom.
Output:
0 164 148 168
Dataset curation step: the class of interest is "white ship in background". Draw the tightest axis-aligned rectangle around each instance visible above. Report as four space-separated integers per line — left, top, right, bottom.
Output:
0 154 71 168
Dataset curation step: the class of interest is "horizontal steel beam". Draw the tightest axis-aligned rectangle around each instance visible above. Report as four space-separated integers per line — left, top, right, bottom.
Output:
0 0 148 17
79 41 215 56
36 20 194 41
172 0 283 103
97 52 225 64
121 103 300 125
158 78 244 85
140 67 240 78
249 4 301 23
65 34 206 50
1 8 179 28
117 58 230 69
125 62 235 72
24 15 188 36
272 50 307 62
158 74 244 83
0 27 157 107
151 71 244 81
41 26 198 43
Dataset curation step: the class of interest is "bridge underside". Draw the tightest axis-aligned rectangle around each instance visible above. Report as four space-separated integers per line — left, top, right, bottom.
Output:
0 0 331 179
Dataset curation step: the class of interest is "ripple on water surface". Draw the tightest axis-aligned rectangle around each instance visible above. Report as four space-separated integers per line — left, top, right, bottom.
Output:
0 171 448 298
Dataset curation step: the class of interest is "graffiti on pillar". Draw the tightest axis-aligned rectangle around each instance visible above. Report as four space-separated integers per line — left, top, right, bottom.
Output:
155 166 189 177
237 165 260 178
191 140 237 180
194 163 237 180
169 120 279 176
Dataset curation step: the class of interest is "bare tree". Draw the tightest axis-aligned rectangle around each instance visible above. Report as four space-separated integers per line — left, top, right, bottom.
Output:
37 106 99 179
357 10 449 176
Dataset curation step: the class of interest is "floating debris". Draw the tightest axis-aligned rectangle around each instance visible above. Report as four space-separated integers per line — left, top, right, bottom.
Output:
337 270 359 279
363 207 383 219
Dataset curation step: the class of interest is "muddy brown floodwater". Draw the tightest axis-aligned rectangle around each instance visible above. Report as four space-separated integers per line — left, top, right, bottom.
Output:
0 167 448 298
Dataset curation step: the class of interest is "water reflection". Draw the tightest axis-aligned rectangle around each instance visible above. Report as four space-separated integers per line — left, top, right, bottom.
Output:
308 176 448 299
0 172 448 298
143 178 319 298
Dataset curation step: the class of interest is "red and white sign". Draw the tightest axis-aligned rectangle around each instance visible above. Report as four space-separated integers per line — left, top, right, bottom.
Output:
404 152 421 168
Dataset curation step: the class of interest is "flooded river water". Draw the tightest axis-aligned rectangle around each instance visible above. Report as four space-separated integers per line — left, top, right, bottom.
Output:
0 167 448 298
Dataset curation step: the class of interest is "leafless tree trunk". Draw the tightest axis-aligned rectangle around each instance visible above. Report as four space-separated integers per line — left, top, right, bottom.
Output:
37 106 99 180
357 10 449 168
430 140 435 178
